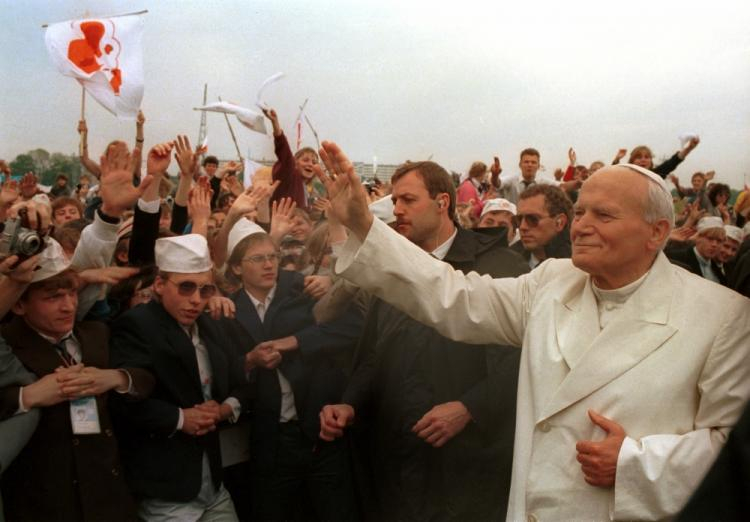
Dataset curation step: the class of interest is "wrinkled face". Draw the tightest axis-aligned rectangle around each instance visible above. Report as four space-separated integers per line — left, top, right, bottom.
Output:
691 175 705 191
630 151 653 169
517 195 562 252
53 204 81 225
154 271 214 326
233 240 279 296
14 286 78 340
717 237 740 264
694 230 725 260
296 152 318 180
391 170 443 249
204 163 218 177
519 154 540 181
571 169 661 287
290 215 312 241
478 210 515 242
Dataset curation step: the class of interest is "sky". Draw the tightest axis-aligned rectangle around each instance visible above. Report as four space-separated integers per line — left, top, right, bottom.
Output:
2 0 750 188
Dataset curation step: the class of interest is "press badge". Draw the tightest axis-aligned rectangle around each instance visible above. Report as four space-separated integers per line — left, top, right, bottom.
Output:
70 397 101 434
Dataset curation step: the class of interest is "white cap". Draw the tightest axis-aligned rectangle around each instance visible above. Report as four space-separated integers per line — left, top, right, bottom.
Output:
369 195 395 224
481 198 517 218
724 225 743 243
696 216 725 234
155 234 213 273
227 218 265 258
31 237 71 283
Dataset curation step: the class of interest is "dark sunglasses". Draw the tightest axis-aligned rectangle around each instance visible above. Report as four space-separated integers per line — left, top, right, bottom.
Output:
513 213 551 228
167 279 217 299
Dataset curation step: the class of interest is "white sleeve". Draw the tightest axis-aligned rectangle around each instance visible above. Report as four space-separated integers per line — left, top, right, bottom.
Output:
334 217 536 347
613 301 750 520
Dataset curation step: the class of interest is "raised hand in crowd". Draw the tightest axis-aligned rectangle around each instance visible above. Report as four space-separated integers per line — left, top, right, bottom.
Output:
78 119 102 177
0 253 41 318
0 173 19 213
568 147 577 166
245 342 282 371
319 403 355 441
188 176 213 237
173 135 199 179
100 143 154 218
612 148 627 165
270 197 297 245
223 173 244 197
207 295 236 320
704 170 715 181
490 155 502 189
5 198 51 233
312 196 330 216
19 172 39 200
261 107 282 137
304 274 333 300
678 136 700 159
314 141 373 240
412 401 473 448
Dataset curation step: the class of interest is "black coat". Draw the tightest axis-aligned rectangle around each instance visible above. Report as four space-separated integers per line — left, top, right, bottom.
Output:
728 238 750 298
225 270 363 471
0 318 138 521
510 226 572 264
665 245 727 286
109 300 252 502
344 227 528 521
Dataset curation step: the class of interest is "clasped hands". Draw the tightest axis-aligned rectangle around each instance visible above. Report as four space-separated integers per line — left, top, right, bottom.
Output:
181 400 233 437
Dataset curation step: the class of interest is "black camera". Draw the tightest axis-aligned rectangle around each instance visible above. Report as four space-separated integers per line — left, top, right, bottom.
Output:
0 210 45 259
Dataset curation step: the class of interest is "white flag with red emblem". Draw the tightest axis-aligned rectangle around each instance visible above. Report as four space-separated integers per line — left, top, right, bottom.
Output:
44 14 145 118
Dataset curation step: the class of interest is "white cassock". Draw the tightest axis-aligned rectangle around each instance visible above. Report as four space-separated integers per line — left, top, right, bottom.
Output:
335 218 750 521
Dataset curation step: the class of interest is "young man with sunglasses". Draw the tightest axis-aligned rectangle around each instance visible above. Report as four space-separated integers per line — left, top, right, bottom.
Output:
511 184 573 269
110 234 252 521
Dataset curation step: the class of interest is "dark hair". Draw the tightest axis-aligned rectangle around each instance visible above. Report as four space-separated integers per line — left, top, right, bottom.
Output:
202 155 219 167
467 161 487 180
21 269 79 300
707 183 731 206
519 148 540 160
390 161 456 217
519 184 573 223
108 265 158 317
217 193 235 210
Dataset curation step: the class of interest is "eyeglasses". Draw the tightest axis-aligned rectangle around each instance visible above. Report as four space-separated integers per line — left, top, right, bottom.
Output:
167 279 217 299
242 253 281 264
513 213 551 228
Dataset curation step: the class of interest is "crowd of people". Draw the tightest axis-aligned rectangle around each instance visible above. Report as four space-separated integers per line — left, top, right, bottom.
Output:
0 107 749 522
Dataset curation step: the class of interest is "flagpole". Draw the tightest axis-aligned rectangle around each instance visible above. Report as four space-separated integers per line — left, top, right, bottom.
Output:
42 9 148 28
295 99 308 151
218 96 243 161
304 114 321 150
79 86 86 156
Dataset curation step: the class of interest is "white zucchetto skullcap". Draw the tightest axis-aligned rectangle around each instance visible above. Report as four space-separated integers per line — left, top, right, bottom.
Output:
31 237 71 283
227 218 266 258
155 234 213 273
696 216 725 234
618 164 672 197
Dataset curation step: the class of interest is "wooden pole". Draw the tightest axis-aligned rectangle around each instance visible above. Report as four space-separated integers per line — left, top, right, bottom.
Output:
79 86 86 156
218 96 243 161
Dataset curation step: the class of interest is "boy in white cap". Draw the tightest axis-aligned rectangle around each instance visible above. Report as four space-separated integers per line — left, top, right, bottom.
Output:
110 233 252 522
477 197 518 244
667 216 727 284
0 237 144 521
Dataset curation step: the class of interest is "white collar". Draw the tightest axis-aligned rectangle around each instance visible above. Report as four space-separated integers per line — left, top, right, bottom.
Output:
246 285 277 309
592 269 650 304
693 247 712 266
32 327 74 345
431 228 458 261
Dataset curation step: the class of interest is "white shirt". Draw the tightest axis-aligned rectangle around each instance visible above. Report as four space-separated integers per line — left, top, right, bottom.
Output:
499 173 560 204
431 228 458 261
693 247 720 283
246 286 299 423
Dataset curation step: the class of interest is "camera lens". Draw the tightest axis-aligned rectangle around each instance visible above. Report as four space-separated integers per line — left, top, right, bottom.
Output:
17 232 41 256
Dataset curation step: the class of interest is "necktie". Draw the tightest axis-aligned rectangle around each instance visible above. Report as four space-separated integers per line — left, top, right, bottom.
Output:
54 336 76 366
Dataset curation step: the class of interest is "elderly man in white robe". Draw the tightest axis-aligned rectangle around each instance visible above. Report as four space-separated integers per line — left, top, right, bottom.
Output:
314 141 750 521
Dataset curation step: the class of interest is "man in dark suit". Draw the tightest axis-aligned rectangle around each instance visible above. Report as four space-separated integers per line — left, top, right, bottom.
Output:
666 216 727 285
224 228 362 520
320 161 528 520
110 234 252 521
510 183 573 269
0 239 142 521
